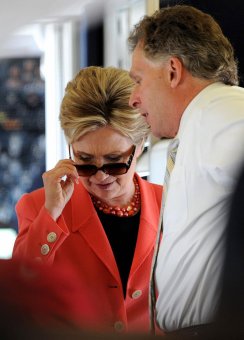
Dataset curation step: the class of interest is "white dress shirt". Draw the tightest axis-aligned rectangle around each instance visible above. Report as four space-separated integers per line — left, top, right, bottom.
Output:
155 82 244 331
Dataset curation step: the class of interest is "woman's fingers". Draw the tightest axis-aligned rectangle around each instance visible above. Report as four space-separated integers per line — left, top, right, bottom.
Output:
42 159 80 221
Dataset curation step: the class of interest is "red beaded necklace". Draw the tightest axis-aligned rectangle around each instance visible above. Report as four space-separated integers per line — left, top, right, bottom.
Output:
91 177 141 217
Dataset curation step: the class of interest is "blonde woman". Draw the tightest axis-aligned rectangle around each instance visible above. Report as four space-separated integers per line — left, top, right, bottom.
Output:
13 67 162 334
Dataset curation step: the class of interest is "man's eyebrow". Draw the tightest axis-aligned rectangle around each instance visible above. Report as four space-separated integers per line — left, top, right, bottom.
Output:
129 71 136 79
129 71 142 81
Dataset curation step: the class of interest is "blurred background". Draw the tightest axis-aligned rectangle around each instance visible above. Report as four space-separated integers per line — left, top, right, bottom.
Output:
0 0 243 257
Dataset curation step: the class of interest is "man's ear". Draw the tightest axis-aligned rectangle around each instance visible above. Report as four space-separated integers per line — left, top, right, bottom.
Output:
168 57 183 88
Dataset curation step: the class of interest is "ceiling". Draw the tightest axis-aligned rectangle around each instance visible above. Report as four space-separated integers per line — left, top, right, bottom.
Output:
0 0 107 58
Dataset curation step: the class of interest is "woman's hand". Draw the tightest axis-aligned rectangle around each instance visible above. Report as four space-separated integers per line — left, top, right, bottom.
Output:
42 159 79 221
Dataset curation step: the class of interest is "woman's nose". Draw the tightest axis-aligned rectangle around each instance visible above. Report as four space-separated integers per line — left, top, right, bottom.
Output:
92 169 110 181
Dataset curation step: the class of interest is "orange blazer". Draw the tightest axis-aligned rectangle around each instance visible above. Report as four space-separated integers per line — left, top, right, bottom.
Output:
13 173 162 334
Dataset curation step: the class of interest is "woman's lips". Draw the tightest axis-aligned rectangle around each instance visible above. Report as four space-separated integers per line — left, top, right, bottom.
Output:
94 182 114 190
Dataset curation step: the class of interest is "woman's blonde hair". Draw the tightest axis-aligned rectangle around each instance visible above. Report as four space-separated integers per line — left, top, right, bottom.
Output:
59 66 149 144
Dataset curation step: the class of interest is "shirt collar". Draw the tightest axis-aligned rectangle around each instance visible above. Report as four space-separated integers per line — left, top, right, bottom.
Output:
176 82 225 141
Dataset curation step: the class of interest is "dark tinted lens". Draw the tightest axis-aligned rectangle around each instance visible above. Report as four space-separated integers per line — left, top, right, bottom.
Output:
74 164 97 177
74 163 129 177
103 163 128 175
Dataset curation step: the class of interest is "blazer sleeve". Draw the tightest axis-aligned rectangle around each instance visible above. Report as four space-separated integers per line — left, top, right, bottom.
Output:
13 190 70 264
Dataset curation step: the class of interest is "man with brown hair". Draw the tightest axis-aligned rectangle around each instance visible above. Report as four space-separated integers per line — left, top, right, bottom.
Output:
128 4 244 336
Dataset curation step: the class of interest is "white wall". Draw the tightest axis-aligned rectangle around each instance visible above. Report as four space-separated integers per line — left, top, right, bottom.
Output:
44 20 82 170
104 0 159 69
104 0 167 184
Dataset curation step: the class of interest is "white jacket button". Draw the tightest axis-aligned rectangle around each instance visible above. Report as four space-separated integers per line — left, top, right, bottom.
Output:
41 244 50 255
114 321 124 332
132 290 142 299
47 232 57 243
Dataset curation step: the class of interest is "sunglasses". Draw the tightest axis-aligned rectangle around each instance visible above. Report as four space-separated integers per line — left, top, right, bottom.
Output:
68 145 136 177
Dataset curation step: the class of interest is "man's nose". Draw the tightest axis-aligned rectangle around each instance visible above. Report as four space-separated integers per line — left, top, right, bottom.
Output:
129 89 140 108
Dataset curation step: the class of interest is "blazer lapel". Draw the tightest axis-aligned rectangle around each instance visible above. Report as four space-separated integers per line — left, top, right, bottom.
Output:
129 175 160 278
